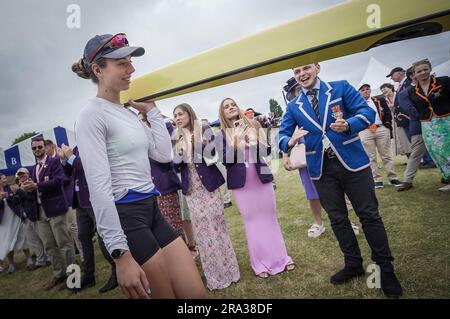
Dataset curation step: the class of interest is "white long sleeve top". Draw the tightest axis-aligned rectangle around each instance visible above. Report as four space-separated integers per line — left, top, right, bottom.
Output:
74 97 173 254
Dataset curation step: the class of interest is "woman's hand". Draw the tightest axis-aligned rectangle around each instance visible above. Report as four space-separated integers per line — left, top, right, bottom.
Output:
396 113 410 121
61 144 74 160
231 128 246 148
282 153 293 171
287 127 309 148
56 147 67 161
128 99 156 113
115 251 151 299
176 136 186 157
10 184 20 193
22 181 37 192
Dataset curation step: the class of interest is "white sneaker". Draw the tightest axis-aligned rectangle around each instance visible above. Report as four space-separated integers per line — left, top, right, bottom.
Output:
308 223 325 238
438 184 450 192
351 222 360 235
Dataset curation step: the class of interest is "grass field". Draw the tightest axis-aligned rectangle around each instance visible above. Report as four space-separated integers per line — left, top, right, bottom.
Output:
0 158 448 299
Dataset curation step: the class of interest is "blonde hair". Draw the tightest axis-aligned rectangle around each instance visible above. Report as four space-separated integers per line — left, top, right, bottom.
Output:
218 98 267 146
412 59 432 74
219 98 255 131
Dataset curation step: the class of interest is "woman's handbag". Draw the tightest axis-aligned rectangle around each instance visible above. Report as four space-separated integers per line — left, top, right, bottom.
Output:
289 143 307 169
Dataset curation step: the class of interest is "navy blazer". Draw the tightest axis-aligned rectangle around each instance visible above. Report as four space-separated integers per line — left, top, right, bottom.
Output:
62 147 91 209
174 125 224 195
397 87 422 136
408 76 450 121
394 84 411 128
10 188 39 222
31 156 68 218
4 185 24 219
216 130 273 190
371 96 392 130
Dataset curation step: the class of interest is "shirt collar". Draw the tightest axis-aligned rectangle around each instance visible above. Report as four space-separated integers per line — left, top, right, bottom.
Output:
38 155 47 165
301 79 321 96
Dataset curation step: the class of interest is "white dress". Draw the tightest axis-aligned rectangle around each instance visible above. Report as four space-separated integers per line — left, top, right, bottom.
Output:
0 199 28 260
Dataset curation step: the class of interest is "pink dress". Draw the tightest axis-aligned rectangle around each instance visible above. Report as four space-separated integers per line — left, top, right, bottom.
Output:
232 145 293 276
185 163 240 290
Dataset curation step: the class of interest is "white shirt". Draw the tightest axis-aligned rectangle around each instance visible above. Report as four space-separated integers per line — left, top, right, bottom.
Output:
366 98 382 125
74 97 173 254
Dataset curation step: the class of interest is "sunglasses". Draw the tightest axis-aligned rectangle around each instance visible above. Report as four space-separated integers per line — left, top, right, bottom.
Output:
88 33 129 64
32 145 44 151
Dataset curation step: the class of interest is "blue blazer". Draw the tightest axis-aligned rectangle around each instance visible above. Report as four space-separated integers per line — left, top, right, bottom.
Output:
278 80 375 180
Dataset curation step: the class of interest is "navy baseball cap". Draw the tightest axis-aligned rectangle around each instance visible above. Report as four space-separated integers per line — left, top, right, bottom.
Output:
83 33 145 66
386 67 405 78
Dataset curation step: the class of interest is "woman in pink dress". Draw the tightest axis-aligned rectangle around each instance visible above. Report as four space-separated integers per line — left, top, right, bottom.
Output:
218 98 294 278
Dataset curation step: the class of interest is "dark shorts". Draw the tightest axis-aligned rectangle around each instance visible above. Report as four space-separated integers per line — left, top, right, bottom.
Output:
116 196 178 265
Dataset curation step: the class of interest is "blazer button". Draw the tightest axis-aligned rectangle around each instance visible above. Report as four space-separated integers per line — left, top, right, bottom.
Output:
195 164 199 168
200 175 203 178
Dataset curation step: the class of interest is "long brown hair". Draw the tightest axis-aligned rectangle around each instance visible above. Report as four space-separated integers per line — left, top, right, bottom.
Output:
173 103 202 143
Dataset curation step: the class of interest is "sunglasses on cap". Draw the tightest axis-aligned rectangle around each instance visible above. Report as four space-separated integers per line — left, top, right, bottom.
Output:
32 145 44 151
88 33 129 64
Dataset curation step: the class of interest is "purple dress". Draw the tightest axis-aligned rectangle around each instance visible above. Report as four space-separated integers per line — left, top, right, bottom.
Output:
298 137 319 201
232 145 293 276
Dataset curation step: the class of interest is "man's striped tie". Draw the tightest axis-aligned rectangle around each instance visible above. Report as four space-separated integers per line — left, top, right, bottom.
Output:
307 89 320 122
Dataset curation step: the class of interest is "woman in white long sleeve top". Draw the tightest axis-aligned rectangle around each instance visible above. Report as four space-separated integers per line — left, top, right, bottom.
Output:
72 33 206 299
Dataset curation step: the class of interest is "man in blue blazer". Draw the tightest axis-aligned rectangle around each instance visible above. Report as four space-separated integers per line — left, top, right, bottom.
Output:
22 136 75 290
278 63 402 298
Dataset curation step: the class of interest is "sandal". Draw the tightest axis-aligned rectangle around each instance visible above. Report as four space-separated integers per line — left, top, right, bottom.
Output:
256 272 269 279
285 262 296 272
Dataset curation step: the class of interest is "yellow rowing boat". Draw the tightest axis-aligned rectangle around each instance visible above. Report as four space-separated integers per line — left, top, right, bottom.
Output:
120 0 450 104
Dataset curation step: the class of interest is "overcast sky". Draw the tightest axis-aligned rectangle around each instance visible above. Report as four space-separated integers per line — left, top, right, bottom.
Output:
1 0 449 148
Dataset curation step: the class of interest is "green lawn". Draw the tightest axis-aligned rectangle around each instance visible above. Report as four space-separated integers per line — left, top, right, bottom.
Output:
0 158 448 299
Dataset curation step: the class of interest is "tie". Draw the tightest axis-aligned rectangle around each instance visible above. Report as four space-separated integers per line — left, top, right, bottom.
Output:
36 162 43 183
307 89 320 122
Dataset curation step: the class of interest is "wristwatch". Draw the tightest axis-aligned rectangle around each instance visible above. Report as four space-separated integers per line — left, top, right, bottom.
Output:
110 249 128 260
